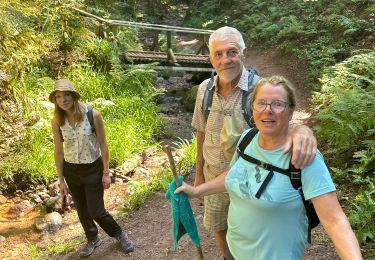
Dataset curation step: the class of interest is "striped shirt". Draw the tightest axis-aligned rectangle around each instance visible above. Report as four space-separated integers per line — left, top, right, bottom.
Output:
192 67 252 174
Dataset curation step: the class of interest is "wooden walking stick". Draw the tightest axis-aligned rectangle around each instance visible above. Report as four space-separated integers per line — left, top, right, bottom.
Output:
164 145 204 260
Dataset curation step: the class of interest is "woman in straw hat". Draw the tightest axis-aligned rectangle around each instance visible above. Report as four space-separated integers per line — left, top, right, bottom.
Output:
50 79 134 258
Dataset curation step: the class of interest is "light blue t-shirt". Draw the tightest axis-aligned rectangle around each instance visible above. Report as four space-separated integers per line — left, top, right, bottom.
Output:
225 130 336 260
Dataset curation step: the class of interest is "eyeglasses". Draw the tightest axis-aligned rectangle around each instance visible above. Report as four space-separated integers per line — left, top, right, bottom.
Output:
252 99 289 113
212 49 240 60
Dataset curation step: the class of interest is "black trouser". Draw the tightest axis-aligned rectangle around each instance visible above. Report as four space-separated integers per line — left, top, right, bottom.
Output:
63 157 122 241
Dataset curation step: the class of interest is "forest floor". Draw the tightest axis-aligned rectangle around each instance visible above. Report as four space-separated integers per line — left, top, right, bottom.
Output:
0 49 343 260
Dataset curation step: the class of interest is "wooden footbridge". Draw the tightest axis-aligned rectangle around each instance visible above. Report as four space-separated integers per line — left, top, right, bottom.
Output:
72 8 214 72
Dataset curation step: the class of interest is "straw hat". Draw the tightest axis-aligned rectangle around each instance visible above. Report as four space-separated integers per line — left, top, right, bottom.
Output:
49 79 81 103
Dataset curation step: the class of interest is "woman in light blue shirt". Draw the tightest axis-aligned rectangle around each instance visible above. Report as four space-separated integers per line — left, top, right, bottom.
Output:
175 76 361 260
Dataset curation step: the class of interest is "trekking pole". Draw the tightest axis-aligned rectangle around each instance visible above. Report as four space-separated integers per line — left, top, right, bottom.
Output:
164 145 204 260
164 145 179 185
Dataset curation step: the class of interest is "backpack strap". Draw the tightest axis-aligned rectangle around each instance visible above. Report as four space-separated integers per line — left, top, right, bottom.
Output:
237 133 319 243
242 67 260 128
86 106 96 134
238 127 258 154
289 161 319 243
237 128 290 176
58 106 96 142
202 70 216 122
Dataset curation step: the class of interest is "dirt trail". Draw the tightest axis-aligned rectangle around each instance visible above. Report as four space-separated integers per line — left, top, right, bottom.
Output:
0 50 339 260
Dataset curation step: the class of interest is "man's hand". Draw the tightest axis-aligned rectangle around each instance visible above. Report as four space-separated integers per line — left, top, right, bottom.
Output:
102 175 111 189
283 124 317 169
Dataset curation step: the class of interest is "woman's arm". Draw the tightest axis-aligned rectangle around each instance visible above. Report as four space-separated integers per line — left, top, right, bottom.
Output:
312 192 362 260
175 170 228 197
93 109 111 189
51 119 68 197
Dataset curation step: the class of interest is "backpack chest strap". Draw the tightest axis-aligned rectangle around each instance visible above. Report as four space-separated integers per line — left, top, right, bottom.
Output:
237 148 293 198
237 148 290 176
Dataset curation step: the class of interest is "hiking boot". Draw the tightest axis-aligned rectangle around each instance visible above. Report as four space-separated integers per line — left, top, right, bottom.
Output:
116 232 134 253
80 237 103 258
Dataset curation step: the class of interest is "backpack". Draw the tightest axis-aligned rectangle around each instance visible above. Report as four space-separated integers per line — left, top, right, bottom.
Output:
201 67 260 127
58 106 95 142
236 127 320 243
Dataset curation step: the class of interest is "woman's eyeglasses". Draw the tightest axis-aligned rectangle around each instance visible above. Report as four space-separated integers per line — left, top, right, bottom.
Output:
252 99 289 113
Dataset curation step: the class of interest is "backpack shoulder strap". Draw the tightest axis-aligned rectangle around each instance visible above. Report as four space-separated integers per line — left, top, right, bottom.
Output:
87 106 95 133
288 159 302 190
288 158 319 243
248 67 261 90
58 126 64 142
202 71 216 123
242 67 260 127
238 127 259 154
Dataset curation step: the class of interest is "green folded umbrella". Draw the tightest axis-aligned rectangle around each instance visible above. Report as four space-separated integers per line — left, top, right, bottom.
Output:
165 175 201 250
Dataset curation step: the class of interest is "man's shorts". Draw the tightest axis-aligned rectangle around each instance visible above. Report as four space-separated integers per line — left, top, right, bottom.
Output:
203 163 230 232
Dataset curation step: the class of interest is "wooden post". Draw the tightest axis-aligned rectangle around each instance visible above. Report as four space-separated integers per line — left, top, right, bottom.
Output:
151 30 160 51
111 25 119 38
96 23 105 38
167 31 172 50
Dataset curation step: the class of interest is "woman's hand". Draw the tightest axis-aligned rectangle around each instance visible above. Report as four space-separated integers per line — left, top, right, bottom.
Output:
175 181 199 198
102 174 111 189
59 181 68 206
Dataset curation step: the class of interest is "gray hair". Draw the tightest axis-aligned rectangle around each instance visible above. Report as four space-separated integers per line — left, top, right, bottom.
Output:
209 26 246 53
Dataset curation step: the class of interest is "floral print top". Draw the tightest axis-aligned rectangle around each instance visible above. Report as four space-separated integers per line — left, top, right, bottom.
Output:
61 109 100 164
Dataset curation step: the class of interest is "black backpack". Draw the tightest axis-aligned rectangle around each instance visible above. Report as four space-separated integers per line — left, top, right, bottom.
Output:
58 106 95 142
236 127 320 243
201 68 260 127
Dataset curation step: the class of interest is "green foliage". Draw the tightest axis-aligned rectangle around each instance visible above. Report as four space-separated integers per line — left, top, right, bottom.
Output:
183 0 374 86
0 0 170 192
120 168 172 214
29 239 79 259
102 96 166 167
85 0 137 20
182 84 198 112
175 135 197 175
348 179 375 244
312 52 375 164
0 0 90 81
66 64 117 100
312 52 375 247
183 0 232 28
83 28 141 73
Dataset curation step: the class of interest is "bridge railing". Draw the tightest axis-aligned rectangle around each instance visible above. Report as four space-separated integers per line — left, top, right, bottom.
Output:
71 7 213 56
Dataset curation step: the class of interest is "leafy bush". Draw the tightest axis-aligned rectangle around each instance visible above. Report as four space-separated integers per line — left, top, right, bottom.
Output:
175 134 197 175
121 168 172 215
202 0 375 87
312 52 375 247
312 52 375 164
349 179 375 244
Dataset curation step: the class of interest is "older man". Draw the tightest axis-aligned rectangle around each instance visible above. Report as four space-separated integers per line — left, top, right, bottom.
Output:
191 26 317 258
